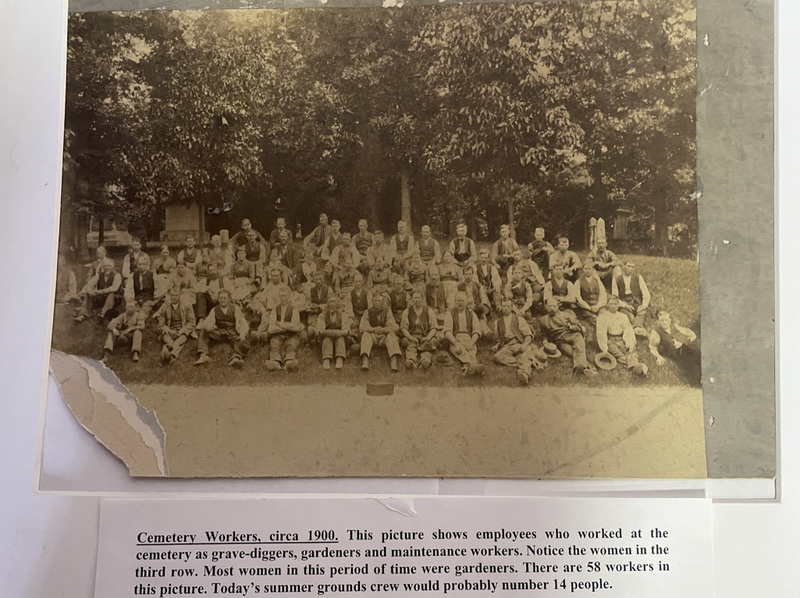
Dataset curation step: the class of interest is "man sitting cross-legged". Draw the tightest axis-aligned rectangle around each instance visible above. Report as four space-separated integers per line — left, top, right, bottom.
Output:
491 298 547 386
538 298 597 377
154 286 196 364
263 285 304 372
443 291 484 377
596 295 648 377
359 292 402 372
399 290 440 370
102 301 145 363
317 295 351 371
194 289 250 368
76 258 121 323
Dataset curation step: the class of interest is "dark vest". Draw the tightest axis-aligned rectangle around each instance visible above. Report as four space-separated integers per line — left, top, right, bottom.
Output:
458 281 482 307
368 307 390 328
244 242 261 263
389 289 408 314
182 248 199 265
407 306 431 336
426 285 446 311
495 238 514 256
310 284 331 306
275 304 294 323
550 278 569 297
615 274 642 304
496 314 526 344
418 238 437 261
339 268 356 288
214 305 237 333
323 309 343 330
133 272 155 300
476 265 493 291
453 238 472 264
450 308 474 335
509 281 528 306
351 289 369 317
394 234 410 254
580 276 601 305
97 272 114 291
407 265 426 284
168 303 183 330
354 232 372 256
529 240 549 271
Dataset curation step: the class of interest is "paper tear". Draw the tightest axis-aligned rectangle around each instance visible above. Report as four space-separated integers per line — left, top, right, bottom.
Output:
373 498 418 517
703 33 710 46
699 83 713 96
49 350 168 476
708 416 715 427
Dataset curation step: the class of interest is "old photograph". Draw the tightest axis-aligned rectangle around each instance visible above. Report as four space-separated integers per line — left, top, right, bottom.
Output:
50 1 715 478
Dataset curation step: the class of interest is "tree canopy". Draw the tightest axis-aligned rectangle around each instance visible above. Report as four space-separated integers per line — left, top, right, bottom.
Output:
63 1 697 255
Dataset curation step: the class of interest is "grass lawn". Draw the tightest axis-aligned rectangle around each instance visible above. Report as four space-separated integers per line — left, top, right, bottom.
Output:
51 252 700 389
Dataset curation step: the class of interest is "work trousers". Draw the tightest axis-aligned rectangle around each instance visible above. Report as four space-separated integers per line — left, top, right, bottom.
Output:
197 328 250 358
361 331 401 358
104 330 142 354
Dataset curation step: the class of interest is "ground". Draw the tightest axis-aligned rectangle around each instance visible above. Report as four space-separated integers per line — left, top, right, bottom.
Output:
51 250 700 389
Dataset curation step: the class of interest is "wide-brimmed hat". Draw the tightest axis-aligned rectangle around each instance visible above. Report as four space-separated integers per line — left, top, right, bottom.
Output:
543 342 561 359
594 352 617 370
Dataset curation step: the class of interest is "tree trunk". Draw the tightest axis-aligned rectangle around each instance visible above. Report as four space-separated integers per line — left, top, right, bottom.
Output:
507 196 516 241
400 161 412 231
98 216 105 247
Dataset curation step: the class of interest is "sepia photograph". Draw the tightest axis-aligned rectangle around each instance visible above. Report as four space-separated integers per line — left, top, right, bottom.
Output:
49 1 715 479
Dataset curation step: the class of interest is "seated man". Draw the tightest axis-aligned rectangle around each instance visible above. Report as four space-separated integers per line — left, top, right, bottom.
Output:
274 230 302 288
367 255 392 296
538 298 597 376
366 230 392 270
575 261 607 323
205 234 230 276
425 271 448 322
303 213 331 256
195 262 233 327
549 236 582 282
649 310 701 384
102 302 145 363
349 272 372 327
177 234 202 275
317 295 351 370
543 264 577 312
154 286 196 364
168 262 198 307
527 227 555 279
194 289 250 368
387 275 410 325
459 264 492 334
352 219 374 276
503 266 534 322
443 292 484 377
438 251 462 309
596 295 648 376
389 220 415 273
416 225 442 267
255 267 285 314
475 249 503 310
121 236 146 281
508 247 545 313
448 223 478 270
359 292 402 372
403 252 428 297
305 270 336 343
242 229 268 279
490 224 518 272
399 290 440 370
125 255 158 318
263 286 303 372
491 298 547 386
231 218 267 249
269 216 293 246
76 258 122 322
587 237 622 291
612 261 651 336
334 258 358 302
329 231 361 271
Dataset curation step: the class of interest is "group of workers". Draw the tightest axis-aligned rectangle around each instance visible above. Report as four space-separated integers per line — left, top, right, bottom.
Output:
66 214 701 385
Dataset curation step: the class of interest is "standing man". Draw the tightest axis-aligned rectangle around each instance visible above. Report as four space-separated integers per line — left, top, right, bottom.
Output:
317 295 350 370
366 230 392 269
612 261 651 336
359 293 402 372
177 234 202 275
491 298 546 386
231 218 267 249
263 286 304 372
490 224 518 272
448 223 478 270
549 236 582 282
416 225 442 267
389 220 415 273
102 302 145 363
538 298 597 376
352 219 374 276
596 295 648 376
194 289 250 368
399 290 440 370
154 286 196 364
275 229 302 288
443 292 484 377
475 249 503 310
122 236 146 281
321 219 344 262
